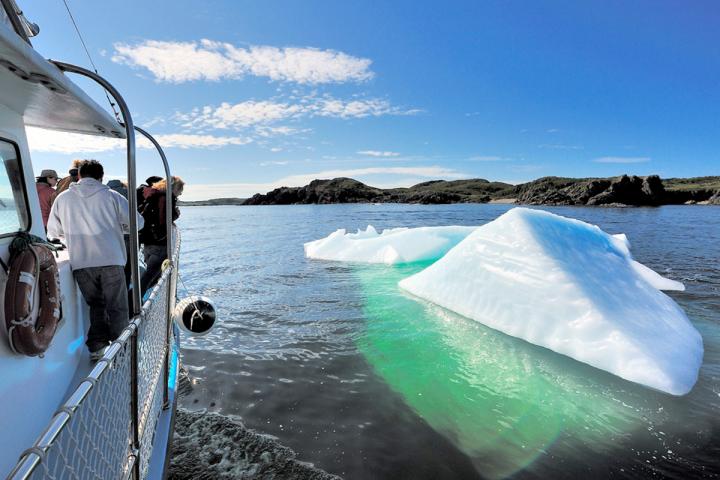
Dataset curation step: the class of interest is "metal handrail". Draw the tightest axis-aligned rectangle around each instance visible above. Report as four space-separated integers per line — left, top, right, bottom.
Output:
131 126 174 409
50 61 141 315
0 0 32 45
7 323 138 479
48 60 142 480
6 254 178 479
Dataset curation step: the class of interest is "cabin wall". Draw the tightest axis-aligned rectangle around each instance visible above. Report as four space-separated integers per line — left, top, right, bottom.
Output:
0 104 93 474
0 103 44 241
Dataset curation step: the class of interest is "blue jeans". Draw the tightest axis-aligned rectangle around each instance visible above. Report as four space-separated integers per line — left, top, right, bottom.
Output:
141 244 167 295
74 265 129 353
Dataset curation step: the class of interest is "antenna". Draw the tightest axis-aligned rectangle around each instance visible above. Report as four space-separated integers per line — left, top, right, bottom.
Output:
60 0 122 123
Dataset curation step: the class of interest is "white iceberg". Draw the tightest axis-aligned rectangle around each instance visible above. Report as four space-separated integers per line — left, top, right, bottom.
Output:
304 225 477 264
399 208 702 395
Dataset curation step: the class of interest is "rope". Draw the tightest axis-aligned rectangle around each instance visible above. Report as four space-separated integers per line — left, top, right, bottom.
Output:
60 0 122 122
177 273 203 327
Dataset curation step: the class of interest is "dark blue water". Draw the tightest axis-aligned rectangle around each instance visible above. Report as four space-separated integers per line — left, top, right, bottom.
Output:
176 204 720 479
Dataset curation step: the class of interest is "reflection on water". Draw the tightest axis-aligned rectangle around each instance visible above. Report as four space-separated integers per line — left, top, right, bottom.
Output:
177 204 720 479
358 262 654 478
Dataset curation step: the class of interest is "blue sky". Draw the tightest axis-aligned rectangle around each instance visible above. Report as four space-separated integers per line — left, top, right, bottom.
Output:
22 0 720 200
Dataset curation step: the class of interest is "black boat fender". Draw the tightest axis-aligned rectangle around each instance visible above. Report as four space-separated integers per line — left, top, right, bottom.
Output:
173 295 216 336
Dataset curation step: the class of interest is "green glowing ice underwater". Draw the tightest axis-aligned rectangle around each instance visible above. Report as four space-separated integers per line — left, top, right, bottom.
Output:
355 262 671 479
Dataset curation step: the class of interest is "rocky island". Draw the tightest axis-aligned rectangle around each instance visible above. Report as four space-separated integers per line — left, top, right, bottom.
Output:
239 175 720 207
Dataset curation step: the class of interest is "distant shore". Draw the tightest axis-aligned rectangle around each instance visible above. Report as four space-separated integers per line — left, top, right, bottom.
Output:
181 174 720 207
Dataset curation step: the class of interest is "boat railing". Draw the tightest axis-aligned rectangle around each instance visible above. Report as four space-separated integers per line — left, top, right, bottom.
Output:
7 230 181 480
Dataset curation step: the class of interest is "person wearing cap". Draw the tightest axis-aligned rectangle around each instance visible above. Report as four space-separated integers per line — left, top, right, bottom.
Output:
51 159 83 207
36 168 58 228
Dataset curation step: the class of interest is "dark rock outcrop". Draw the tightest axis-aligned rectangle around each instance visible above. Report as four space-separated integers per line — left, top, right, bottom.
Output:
662 176 720 204
709 190 720 205
586 175 665 206
185 174 720 207
514 175 666 206
244 178 511 205
404 191 464 204
244 178 384 205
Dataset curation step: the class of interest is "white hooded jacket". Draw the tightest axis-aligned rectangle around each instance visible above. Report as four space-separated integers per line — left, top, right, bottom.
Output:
47 178 144 270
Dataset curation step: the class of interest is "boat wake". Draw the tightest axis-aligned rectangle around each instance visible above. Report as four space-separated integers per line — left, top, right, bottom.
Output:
169 409 341 480
170 367 341 479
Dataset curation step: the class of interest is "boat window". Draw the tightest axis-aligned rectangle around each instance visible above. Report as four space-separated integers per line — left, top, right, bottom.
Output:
0 139 29 235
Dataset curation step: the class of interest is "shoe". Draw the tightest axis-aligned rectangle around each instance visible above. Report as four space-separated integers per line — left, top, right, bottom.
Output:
89 346 108 362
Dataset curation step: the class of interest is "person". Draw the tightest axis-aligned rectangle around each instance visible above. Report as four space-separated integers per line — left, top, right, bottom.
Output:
139 176 184 294
137 176 162 207
51 159 83 206
47 160 144 360
107 179 129 198
35 169 58 228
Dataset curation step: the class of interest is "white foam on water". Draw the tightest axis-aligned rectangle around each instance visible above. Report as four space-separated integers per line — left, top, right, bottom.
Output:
304 225 477 264
398 208 702 395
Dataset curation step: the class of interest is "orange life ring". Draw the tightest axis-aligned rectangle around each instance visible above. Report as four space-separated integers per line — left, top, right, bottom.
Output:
4 244 62 356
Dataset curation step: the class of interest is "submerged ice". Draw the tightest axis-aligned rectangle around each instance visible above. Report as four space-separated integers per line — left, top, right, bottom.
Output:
398 208 703 395
304 225 476 264
305 209 703 395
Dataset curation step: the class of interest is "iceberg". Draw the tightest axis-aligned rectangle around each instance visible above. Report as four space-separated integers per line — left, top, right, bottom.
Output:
399 208 703 395
304 225 476 264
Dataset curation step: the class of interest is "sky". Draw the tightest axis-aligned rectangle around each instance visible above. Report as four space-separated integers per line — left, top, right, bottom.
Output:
19 0 720 200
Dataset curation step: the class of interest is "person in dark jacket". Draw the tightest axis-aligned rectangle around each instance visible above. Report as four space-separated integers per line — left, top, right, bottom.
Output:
136 176 162 208
139 176 184 294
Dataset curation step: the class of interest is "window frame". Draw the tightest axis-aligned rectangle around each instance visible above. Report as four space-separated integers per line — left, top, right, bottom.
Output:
0 135 31 237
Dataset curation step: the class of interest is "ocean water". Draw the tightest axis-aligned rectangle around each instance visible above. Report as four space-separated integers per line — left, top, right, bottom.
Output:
176 204 720 480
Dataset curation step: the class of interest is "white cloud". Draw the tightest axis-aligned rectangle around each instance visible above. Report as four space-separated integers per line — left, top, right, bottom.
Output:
151 133 251 149
112 39 374 85
357 150 400 157
259 161 289 166
182 166 467 200
254 126 305 137
26 127 251 154
593 156 651 164
179 96 418 132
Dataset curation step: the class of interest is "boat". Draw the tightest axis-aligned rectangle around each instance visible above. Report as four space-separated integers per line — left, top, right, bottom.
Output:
0 2 183 478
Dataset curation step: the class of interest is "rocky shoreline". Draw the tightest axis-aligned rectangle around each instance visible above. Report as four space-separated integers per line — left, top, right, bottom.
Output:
200 174 719 207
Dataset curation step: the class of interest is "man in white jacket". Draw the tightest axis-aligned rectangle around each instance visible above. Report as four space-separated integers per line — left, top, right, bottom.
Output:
47 160 144 360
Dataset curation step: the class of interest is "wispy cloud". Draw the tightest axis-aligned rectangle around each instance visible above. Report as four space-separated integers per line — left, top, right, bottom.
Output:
593 156 651 164
177 96 419 133
183 166 467 200
538 144 583 150
26 127 252 154
112 39 374 85
259 160 289 166
357 150 400 157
